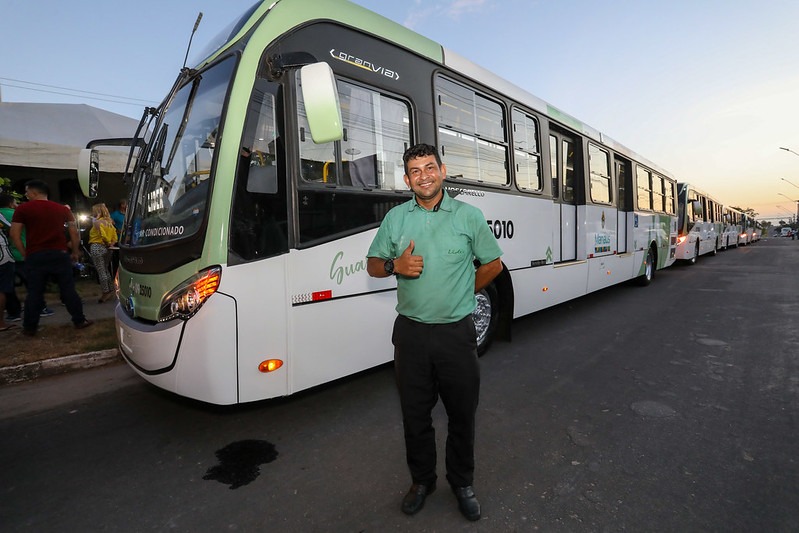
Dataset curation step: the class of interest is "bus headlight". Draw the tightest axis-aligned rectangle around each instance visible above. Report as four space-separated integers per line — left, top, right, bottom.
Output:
158 266 222 322
677 235 687 245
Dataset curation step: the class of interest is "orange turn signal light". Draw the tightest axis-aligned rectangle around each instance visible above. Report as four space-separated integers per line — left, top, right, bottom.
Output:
258 359 284 373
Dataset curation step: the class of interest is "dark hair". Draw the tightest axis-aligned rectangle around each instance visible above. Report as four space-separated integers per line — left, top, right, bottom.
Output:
403 143 442 175
0 193 15 208
25 179 50 196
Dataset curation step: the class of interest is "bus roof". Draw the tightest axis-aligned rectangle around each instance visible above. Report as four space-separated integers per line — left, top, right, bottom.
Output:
201 0 675 181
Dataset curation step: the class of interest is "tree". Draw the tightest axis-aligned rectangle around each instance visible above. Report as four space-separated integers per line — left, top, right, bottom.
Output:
729 206 758 218
0 177 23 200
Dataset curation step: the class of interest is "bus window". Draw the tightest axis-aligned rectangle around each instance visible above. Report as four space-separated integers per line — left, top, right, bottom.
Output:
436 76 508 185
296 78 411 244
588 143 611 204
666 181 675 214
128 56 236 247
563 139 575 203
298 78 410 191
652 174 665 213
550 135 558 198
636 166 652 210
511 109 542 192
229 78 288 262
688 191 701 224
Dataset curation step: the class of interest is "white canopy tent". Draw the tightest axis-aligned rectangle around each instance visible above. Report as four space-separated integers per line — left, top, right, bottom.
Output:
0 102 139 172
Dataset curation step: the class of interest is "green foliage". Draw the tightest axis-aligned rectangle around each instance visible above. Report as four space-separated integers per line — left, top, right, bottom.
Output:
729 205 758 218
0 177 23 200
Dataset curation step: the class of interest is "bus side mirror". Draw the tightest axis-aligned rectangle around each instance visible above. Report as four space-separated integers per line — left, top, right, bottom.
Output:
77 148 99 198
299 62 343 144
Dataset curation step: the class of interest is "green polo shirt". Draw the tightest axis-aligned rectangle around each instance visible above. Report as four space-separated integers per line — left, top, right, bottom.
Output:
368 192 502 324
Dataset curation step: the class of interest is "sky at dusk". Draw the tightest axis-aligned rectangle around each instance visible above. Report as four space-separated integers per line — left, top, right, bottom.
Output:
2 0 799 222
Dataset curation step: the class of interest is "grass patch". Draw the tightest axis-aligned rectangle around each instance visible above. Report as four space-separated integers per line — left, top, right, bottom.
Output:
2 318 118 367
2 278 119 367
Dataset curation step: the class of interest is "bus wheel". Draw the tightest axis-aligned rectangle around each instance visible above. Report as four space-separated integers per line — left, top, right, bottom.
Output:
473 283 499 356
637 248 655 286
689 242 699 265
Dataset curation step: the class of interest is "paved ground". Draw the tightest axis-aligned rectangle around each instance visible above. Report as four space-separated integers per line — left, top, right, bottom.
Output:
2 237 796 531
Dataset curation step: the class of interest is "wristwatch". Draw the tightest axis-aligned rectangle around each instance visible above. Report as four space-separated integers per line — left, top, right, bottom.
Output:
383 258 395 276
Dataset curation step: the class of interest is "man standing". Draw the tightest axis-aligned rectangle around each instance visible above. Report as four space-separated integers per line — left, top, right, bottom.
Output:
367 144 503 521
1 193 54 320
10 180 93 335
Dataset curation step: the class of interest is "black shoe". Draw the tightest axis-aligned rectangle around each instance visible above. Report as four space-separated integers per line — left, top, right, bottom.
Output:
22 328 37 337
401 482 436 515
75 320 94 330
453 485 481 521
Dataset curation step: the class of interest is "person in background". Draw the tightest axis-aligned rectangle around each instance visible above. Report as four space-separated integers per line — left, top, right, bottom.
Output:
0 194 21 322
0 197 18 332
9 180 93 335
0 194 54 320
109 199 126 278
366 143 503 521
110 199 127 235
88 203 118 302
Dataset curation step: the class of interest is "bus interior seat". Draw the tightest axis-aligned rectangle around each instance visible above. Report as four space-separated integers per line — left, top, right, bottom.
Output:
247 164 278 194
346 154 378 188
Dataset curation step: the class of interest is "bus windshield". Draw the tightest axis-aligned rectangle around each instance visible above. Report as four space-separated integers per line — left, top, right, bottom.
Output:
128 56 236 247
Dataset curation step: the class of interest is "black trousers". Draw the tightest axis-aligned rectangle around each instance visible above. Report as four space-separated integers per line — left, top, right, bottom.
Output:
392 314 480 489
23 251 85 330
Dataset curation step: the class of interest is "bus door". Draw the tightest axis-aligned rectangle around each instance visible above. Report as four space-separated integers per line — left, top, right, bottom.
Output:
549 132 577 262
615 157 632 254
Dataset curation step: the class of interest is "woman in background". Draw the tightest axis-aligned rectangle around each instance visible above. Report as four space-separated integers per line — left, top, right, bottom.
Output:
88 203 118 302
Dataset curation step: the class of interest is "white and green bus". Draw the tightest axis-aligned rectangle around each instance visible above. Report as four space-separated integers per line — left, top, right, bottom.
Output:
722 205 744 248
80 0 678 404
740 212 759 244
675 183 724 262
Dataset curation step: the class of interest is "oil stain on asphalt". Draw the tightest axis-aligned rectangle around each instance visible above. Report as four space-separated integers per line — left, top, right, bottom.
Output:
203 440 278 489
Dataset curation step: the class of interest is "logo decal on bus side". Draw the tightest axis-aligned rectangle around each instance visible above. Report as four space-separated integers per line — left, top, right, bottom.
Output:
330 251 367 285
329 49 399 80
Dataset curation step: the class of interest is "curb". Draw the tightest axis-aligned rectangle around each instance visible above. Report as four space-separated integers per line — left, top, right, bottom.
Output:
0 349 123 386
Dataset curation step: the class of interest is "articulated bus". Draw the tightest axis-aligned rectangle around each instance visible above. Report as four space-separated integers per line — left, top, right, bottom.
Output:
675 183 724 263
79 0 678 404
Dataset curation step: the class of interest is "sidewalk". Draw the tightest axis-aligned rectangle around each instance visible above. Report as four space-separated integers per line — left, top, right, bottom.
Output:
1 294 123 385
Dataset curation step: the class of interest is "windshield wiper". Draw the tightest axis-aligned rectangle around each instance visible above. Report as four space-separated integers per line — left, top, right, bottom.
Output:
150 123 169 178
164 75 202 175
124 106 158 183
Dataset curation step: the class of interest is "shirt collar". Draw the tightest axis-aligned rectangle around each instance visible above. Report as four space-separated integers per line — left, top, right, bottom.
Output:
408 191 452 212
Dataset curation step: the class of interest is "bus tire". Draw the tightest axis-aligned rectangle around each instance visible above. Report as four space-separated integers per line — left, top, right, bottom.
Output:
636 247 655 286
689 242 699 265
473 283 499 356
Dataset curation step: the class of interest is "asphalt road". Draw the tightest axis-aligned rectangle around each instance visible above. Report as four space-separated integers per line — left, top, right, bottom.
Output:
1 238 797 532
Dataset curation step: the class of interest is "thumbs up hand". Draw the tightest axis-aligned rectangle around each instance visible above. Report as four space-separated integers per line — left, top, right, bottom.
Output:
396 240 423 277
